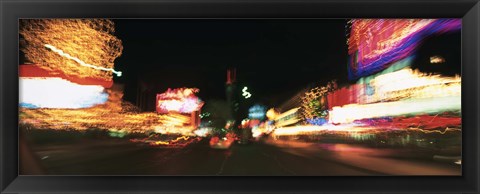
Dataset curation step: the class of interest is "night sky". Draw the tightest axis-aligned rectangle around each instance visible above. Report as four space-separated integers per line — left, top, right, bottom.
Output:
112 19 349 109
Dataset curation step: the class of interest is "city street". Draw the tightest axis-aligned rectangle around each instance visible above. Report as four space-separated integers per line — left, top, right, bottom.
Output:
30 138 461 176
19 19 463 177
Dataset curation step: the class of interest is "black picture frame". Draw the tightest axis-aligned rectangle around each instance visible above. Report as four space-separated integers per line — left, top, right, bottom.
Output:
1 0 479 193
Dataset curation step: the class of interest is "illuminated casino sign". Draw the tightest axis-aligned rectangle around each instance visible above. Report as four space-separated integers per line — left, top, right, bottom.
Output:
347 19 461 80
156 88 204 114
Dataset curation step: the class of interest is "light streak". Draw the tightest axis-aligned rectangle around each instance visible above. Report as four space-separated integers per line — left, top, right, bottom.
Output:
272 124 374 136
271 123 460 136
44 44 122 77
150 136 190 146
407 127 461 135
130 135 202 147
355 115 461 131
328 96 460 124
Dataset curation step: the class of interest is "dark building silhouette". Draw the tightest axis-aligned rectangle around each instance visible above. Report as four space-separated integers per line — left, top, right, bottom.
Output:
135 80 155 112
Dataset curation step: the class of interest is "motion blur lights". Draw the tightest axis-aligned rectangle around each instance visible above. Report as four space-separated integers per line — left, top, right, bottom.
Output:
266 108 279 120
272 124 372 136
19 77 108 109
44 44 123 77
347 19 460 79
328 66 461 124
193 127 212 137
251 126 262 138
328 96 460 124
242 86 252 99
156 88 204 113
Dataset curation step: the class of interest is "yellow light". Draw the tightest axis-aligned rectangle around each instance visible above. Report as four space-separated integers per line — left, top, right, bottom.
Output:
266 108 279 120
327 66 461 124
369 68 460 102
272 124 375 136
328 96 460 124
20 19 123 81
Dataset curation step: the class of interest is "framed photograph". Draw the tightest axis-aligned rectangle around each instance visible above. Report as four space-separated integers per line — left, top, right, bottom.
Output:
1 0 479 193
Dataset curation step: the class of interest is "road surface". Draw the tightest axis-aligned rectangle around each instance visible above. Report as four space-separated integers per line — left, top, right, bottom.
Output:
26 138 461 176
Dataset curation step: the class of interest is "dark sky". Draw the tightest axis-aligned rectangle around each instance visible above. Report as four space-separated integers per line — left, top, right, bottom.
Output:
112 19 349 109
411 31 461 76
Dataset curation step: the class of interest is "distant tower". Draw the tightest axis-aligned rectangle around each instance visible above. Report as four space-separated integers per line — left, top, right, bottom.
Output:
226 68 236 85
225 68 237 121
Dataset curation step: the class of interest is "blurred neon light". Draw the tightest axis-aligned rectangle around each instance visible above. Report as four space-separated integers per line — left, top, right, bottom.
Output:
347 19 461 79
248 105 266 120
242 87 252 99
20 77 108 109
272 123 460 136
266 108 279 120
252 126 263 138
272 123 373 136
367 68 461 103
156 88 204 113
44 44 122 77
356 115 461 131
328 96 460 124
328 57 460 107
